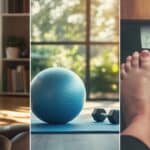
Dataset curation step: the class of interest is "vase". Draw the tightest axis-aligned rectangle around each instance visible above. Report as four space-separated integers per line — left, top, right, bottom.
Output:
6 47 20 59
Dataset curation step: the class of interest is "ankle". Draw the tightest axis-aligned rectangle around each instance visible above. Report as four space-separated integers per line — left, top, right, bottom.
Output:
122 115 150 148
124 111 149 128
128 113 149 128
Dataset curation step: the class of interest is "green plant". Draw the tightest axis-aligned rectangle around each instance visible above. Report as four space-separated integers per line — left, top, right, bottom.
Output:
6 36 25 49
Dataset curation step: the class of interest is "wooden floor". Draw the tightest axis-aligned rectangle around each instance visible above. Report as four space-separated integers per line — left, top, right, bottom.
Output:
0 96 30 126
31 134 119 150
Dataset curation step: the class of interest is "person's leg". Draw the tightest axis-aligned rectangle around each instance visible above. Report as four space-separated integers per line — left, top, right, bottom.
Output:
121 50 150 148
0 135 11 150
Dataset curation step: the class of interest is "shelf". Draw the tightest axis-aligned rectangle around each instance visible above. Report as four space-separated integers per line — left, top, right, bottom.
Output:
0 92 29 96
2 58 29 62
1 13 29 17
0 1 30 99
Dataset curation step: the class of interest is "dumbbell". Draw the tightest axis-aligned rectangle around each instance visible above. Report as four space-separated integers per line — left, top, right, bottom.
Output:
92 108 119 124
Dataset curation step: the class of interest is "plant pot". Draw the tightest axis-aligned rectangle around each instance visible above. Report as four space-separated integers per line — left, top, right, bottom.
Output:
6 47 20 59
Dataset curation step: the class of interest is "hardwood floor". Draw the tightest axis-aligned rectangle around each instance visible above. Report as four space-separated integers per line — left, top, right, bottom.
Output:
0 96 29 126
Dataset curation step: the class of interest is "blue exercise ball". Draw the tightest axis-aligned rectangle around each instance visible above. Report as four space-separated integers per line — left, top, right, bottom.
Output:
31 67 86 124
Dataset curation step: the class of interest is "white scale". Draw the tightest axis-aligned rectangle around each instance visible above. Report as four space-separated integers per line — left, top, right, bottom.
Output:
141 26 150 49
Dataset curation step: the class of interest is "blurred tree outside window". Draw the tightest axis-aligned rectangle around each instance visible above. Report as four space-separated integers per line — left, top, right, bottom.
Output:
31 0 119 100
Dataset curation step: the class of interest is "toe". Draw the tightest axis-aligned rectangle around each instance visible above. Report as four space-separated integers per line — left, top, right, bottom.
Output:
121 63 127 80
140 50 150 69
131 51 140 68
125 56 132 72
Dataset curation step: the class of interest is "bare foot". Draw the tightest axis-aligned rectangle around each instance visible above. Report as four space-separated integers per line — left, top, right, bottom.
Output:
121 50 150 147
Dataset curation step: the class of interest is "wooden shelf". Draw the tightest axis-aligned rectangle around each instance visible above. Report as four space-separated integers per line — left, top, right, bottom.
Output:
0 0 30 99
0 92 29 96
2 58 29 62
1 13 29 17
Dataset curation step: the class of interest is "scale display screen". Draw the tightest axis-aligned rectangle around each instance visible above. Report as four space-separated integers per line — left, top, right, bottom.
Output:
121 20 150 62
141 26 150 49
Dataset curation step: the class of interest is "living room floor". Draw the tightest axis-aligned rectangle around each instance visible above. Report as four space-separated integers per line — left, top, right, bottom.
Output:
0 97 30 126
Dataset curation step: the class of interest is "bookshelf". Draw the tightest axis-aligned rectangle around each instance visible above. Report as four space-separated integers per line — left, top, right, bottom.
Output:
0 0 30 97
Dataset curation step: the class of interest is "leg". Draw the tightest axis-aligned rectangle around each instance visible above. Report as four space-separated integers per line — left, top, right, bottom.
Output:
121 50 150 148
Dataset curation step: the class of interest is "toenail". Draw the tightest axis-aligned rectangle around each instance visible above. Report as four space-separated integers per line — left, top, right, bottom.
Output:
140 51 150 57
126 56 132 61
141 49 150 53
121 64 125 69
133 51 139 57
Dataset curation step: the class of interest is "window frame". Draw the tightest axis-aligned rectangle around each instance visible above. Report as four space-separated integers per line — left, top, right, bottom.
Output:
31 0 119 101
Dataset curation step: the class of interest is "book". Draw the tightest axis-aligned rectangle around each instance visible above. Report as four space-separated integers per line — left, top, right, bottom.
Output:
16 0 23 13
8 0 16 13
2 0 8 13
23 0 29 13
25 69 29 92
7 65 28 93
5 0 8 13
7 67 12 91
1 0 29 13
8 0 22 13
16 65 25 92
0 0 7 12
11 68 17 92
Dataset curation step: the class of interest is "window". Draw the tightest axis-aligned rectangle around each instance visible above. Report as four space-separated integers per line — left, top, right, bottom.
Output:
31 0 119 100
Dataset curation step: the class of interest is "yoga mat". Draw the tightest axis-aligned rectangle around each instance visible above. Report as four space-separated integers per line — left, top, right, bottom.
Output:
31 113 119 134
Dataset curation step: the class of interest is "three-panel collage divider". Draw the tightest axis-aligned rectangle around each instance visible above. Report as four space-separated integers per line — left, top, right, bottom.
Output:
0 0 150 150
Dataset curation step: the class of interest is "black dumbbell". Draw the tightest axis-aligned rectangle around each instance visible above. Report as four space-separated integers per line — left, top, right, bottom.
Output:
92 108 119 124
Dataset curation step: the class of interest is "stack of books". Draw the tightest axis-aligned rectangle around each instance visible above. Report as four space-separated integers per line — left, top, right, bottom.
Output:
2 0 29 13
7 65 29 93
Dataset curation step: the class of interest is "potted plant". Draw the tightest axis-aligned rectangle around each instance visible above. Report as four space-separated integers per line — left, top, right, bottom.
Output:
5 36 25 59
